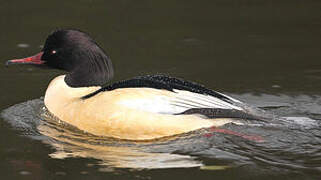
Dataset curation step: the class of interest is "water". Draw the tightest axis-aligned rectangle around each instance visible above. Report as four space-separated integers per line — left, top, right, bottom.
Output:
1 94 321 179
1 0 321 179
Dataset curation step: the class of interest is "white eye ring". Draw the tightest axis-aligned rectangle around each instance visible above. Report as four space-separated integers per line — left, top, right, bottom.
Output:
52 50 57 54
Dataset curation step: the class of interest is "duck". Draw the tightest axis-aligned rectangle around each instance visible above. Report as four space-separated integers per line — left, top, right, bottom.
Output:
6 29 257 140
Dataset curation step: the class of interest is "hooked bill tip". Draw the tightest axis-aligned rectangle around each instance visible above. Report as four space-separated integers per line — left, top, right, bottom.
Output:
5 60 13 67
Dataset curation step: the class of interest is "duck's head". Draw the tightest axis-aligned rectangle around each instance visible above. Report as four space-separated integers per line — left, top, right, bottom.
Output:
6 29 114 87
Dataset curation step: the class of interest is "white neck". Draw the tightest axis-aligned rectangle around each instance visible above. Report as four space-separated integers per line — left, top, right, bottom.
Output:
44 75 101 117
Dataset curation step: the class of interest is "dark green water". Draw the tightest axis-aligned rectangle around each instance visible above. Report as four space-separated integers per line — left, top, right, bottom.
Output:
1 0 321 179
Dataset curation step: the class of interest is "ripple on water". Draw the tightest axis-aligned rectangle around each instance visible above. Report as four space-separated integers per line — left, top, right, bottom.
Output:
1 94 321 175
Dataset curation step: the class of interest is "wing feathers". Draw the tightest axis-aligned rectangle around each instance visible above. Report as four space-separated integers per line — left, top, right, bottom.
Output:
118 88 244 116
172 89 243 111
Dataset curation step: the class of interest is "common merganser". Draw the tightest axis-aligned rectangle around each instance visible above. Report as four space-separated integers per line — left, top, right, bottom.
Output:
6 29 256 140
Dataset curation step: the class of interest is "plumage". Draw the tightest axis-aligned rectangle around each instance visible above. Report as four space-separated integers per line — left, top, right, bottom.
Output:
44 75 235 140
6 29 259 140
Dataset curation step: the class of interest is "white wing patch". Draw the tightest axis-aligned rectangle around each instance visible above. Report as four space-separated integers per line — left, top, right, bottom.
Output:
171 89 242 110
118 88 243 114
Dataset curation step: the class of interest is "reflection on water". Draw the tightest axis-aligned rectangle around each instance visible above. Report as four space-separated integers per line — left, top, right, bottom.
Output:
1 98 202 169
40 113 203 169
1 93 321 175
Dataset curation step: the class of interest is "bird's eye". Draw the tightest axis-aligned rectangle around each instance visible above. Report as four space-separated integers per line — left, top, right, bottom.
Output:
51 50 57 54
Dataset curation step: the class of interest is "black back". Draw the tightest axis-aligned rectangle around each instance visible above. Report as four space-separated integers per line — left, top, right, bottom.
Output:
82 74 233 103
